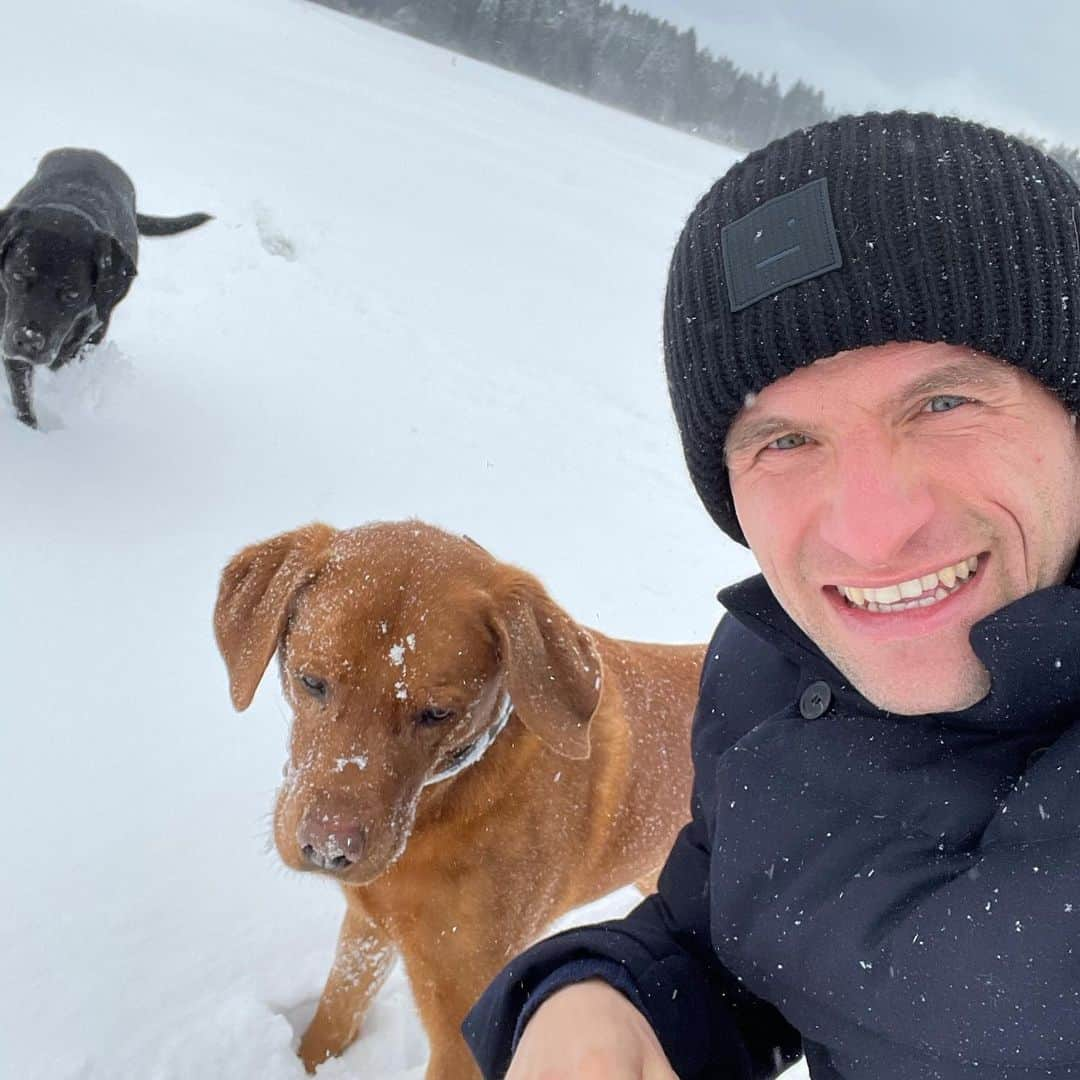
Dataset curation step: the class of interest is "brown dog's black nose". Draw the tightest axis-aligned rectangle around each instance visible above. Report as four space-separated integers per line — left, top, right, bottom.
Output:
13 325 45 353
297 808 366 872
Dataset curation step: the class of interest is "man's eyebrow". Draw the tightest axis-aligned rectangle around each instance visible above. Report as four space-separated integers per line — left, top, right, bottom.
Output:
885 357 1015 409
724 356 1015 461
725 417 804 460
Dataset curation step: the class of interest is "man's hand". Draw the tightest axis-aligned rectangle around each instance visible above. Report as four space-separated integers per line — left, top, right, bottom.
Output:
505 979 679 1079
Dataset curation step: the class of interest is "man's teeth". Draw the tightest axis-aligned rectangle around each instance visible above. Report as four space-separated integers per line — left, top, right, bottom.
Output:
839 556 978 612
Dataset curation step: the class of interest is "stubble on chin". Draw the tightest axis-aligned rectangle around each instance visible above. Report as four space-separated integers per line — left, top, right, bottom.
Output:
824 636 990 714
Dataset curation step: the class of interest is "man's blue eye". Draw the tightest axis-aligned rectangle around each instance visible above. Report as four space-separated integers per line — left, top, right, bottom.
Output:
926 394 969 413
768 433 809 450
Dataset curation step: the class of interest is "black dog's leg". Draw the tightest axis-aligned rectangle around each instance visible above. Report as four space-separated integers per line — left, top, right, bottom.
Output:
4 357 36 428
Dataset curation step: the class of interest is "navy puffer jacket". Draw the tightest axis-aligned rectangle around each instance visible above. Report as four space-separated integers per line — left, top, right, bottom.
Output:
464 573 1080 1079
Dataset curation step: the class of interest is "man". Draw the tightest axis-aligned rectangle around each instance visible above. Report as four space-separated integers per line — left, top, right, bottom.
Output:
462 111 1080 1079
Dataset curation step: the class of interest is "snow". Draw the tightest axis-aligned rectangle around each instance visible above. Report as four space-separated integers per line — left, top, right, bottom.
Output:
0 0 796 1076
334 755 369 774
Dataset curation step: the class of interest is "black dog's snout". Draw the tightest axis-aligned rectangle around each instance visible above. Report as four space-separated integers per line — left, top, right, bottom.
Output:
12 325 45 353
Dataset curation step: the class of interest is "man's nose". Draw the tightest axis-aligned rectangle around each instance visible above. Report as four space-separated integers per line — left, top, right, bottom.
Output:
816 438 935 567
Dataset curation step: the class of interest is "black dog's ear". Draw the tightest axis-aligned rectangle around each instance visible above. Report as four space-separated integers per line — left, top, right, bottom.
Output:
0 206 28 264
93 233 136 313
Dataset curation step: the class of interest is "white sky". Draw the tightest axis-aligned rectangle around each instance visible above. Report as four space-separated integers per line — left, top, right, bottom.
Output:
641 1 1077 148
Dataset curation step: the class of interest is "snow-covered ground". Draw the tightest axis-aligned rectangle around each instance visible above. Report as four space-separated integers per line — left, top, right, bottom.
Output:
0 1 803 1076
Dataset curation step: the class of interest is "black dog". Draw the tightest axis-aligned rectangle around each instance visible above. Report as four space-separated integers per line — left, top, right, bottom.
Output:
0 148 211 428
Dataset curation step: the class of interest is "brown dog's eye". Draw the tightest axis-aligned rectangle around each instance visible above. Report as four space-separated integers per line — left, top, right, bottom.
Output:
417 706 454 727
299 673 328 701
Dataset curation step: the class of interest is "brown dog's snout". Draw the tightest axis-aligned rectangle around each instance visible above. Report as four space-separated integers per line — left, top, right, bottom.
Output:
297 805 367 873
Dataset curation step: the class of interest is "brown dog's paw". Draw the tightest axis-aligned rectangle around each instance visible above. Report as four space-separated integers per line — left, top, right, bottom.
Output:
297 1032 331 1075
298 1017 357 1075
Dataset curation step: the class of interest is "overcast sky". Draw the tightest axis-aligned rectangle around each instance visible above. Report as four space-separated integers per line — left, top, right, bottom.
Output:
641 1 1077 148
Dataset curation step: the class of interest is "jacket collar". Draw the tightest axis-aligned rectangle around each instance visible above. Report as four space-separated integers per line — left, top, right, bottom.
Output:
718 566 1080 733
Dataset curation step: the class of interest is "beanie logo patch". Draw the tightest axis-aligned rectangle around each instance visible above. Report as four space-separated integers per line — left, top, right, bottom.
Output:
721 177 842 313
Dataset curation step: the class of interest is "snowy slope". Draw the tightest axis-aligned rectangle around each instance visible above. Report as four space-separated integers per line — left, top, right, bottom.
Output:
0 1 800 1076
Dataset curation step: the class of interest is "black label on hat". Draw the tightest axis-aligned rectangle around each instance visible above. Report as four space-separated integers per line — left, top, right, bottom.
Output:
721 177 842 313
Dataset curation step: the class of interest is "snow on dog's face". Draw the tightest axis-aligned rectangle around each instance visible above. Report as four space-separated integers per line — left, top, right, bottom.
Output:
0 208 132 366
213 520 601 887
273 534 505 884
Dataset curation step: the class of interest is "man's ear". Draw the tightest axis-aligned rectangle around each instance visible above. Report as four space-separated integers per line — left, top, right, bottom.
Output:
486 572 603 759
93 233 136 312
213 523 336 711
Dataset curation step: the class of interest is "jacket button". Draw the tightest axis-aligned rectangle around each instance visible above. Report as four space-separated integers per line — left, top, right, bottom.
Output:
799 680 832 719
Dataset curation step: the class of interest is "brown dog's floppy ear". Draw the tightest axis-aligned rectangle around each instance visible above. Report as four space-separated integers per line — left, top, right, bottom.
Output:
488 574 603 759
214 523 336 711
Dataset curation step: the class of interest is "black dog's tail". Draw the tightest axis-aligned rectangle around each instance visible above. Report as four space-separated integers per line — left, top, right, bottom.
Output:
136 212 212 236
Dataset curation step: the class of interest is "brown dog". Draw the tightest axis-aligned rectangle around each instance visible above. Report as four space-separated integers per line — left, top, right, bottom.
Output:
214 520 703 1077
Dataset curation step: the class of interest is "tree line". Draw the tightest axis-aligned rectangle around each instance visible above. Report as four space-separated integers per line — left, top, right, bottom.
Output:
316 0 1080 186
322 0 830 150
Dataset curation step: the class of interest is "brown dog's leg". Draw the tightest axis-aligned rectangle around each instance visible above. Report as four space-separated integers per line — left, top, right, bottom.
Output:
4 358 36 427
403 895 557 1080
406 952 489 1079
298 895 396 1074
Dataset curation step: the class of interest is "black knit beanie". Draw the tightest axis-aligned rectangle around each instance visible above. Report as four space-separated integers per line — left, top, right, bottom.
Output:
664 111 1080 545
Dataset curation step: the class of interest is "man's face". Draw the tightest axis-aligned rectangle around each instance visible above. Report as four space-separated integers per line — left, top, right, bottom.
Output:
726 342 1080 714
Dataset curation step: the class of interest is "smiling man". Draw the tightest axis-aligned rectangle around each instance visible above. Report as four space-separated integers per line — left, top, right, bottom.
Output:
464 112 1080 1079
728 340 1080 718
